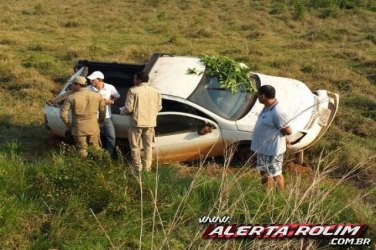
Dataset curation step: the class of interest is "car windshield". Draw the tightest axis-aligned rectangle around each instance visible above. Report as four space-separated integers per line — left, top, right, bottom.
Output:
188 76 257 120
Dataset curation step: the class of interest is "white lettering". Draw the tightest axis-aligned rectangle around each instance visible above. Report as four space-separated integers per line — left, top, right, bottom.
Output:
330 238 371 245
199 216 209 223
322 225 335 236
294 226 311 236
236 226 251 236
337 238 345 244
224 225 234 236
333 225 343 235
309 226 324 236
340 225 361 236
265 226 279 236
208 226 223 236
198 216 230 224
355 238 363 245
331 238 338 245
249 226 264 236
344 238 355 244
274 226 289 237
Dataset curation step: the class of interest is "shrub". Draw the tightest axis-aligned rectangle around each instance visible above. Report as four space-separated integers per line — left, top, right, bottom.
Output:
157 11 168 21
269 3 288 15
26 150 128 214
293 0 306 20
318 7 339 18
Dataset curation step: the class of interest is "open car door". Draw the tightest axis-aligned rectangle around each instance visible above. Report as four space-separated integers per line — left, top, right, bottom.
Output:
153 112 224 163
44 67 87 137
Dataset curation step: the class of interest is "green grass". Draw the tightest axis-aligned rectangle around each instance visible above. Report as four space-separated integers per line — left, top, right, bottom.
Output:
0 0 375 248
0 148 374 249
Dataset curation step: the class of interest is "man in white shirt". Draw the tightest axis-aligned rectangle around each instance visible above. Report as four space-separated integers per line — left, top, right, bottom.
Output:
87 71 120 158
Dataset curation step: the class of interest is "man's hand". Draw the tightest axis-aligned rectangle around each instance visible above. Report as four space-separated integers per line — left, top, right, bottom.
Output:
281 126 292 136
286 138 291 148
104 99 115 105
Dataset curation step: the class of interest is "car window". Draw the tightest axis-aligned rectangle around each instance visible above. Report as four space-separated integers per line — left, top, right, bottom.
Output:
161 99 213 121
155 114 210 136
188 76 257 120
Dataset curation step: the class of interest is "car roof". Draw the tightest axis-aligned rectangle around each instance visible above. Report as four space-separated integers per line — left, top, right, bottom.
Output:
148 56 205 99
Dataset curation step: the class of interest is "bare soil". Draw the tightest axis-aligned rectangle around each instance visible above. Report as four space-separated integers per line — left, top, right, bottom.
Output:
283 161 313 175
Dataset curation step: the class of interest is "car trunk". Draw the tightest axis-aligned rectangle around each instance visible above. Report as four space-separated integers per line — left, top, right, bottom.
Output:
44 60 146 137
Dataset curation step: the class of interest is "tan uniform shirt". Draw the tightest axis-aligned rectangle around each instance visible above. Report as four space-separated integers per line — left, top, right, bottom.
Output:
60 88 106 136
123 83 162 127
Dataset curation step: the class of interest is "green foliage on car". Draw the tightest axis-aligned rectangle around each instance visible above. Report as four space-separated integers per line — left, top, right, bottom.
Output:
187 55 257 94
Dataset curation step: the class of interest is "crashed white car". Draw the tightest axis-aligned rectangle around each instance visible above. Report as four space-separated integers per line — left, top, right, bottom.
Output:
44 53 339 162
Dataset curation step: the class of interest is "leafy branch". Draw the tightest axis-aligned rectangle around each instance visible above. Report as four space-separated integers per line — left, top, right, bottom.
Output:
187 55 256 94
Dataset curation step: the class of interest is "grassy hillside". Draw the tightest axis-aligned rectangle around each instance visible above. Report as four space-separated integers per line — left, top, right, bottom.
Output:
0 0 375 248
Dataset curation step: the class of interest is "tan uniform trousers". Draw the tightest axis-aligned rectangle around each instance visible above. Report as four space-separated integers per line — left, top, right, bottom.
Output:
128 127 154 171
74 134 100 158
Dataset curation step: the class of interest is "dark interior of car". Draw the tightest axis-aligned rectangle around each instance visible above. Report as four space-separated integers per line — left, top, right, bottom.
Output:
74 60 146 114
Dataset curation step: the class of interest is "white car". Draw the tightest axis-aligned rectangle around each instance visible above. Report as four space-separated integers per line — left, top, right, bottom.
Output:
44 54 339 162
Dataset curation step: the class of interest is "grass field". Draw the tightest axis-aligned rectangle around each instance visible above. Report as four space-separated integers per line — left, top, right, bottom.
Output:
0 0 375 249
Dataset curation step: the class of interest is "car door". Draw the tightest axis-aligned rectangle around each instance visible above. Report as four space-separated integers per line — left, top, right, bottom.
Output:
44 67 86 137
112 114 130 139
153 112 224 162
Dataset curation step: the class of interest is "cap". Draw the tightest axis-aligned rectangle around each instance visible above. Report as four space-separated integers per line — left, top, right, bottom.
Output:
87 71 104 80
73 76 87 86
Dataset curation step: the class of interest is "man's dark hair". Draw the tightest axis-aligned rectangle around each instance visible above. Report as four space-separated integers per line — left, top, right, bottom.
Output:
135 71 149 83
258 85 276 99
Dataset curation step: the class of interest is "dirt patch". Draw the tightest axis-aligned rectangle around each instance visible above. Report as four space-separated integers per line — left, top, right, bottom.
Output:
283 161 313 175
174 161 249 177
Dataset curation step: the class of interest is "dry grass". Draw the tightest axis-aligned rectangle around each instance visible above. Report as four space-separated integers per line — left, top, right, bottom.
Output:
116 150 375 249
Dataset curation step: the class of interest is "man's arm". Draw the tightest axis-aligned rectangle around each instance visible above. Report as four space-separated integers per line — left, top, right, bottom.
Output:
274 108 292 136
157 92 162 111
98 98 106 123
281 126 292 136
60 98 72 129
104 85 120 105
122 91 134 115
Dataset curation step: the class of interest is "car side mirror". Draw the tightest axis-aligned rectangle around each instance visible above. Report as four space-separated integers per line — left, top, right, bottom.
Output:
198 122 215 135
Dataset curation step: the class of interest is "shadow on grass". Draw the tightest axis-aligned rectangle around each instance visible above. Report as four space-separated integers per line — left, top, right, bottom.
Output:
0 119 55 158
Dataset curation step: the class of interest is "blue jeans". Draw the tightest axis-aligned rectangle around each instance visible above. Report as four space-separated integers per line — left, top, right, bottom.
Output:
101 118 116 157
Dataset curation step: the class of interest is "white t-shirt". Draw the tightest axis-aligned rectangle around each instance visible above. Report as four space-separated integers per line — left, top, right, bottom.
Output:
88 83 120 118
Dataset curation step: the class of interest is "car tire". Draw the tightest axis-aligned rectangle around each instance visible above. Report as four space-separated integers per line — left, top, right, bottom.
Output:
236 144 256 165
64 130 75 145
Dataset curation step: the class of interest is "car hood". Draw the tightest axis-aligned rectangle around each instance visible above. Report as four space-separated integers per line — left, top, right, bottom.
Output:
236 73 315 132
148 56 205 99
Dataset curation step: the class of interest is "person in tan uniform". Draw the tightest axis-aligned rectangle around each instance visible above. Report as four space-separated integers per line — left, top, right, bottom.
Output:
60 76 106 157
122 71 162 172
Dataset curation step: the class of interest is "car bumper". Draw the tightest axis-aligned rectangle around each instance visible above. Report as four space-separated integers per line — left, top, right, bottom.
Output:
289 90 339 152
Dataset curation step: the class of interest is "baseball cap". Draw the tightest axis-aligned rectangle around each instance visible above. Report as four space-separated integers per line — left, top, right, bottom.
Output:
87 71 104 80
74 76 87 86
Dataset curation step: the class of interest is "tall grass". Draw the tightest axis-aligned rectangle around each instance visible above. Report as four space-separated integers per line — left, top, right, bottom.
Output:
0 144 374 249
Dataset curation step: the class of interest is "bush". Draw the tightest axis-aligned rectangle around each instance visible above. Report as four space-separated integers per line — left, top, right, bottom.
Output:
26 149 128 214
293 0 306 20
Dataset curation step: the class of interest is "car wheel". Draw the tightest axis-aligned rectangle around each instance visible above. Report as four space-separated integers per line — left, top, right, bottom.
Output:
115 138 131 159
236 144 256 165
64 130 75 145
